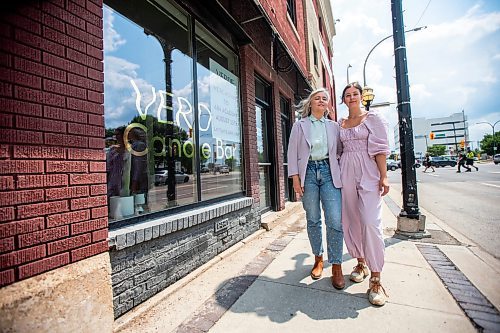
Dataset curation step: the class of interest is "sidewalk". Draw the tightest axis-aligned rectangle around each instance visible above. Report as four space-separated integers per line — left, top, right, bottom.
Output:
114 198 500 333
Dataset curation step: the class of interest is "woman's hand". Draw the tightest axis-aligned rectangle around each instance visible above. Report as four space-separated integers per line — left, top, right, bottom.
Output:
292 176 304 199
379 176 389 196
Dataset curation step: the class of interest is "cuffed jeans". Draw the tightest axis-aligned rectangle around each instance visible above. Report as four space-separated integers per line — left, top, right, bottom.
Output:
301 159 343 264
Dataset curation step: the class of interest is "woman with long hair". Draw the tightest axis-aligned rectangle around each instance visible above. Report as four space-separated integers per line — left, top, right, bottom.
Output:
339 82 390 306
287 88 345 289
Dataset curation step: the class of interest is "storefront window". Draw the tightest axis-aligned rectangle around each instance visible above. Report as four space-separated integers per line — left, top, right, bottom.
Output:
195 23 243 200
104 0 243 223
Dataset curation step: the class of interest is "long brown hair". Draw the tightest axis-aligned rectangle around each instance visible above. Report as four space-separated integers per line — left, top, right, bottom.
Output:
340 82 362 104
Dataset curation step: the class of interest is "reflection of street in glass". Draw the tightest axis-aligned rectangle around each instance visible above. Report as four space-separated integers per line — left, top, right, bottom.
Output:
148 171 242 205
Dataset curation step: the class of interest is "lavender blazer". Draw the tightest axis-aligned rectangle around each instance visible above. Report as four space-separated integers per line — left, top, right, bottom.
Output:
287 117 343 188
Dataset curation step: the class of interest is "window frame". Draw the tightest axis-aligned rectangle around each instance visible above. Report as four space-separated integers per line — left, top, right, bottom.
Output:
103 0 245 227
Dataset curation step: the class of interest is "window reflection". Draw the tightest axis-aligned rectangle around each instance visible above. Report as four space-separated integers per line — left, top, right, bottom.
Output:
104 1 196 221
103 0 243 223
196 23 243 200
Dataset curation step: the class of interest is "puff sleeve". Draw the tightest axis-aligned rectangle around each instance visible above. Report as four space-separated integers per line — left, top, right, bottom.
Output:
365 111 390 158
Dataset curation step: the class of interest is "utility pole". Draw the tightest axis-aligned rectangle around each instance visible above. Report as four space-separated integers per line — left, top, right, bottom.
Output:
392 0 427 238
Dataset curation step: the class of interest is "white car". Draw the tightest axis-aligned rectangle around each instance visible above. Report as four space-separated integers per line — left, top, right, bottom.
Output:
386 159 400 171
154 170 189 185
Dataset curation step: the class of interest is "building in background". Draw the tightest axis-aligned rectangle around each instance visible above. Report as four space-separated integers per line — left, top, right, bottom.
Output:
303 0 337 117
0 0 337 329
394 111 468 158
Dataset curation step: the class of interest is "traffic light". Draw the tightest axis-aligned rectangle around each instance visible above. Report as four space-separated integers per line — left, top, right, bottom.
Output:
429 132 435 140
460 139 465 148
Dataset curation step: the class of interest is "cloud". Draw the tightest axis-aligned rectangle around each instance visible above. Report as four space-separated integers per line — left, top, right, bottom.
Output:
104 56 161 128
333 1 500 146
409 10 500 49
103 7 126 52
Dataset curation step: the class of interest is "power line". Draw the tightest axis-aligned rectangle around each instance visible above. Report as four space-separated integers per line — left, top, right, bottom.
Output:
413 0 432 28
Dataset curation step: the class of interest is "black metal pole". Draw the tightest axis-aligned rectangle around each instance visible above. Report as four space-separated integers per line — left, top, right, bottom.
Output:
392 0 420 218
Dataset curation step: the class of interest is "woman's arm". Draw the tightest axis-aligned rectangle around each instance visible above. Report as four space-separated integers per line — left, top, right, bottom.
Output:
375 154 389 196
287 124 304 198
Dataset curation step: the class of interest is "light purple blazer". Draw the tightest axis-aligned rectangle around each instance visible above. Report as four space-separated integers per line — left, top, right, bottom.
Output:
287 117 343 188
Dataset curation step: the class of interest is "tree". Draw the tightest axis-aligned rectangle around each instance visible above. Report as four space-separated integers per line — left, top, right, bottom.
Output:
427 145 445 156
105 128 115 138
479 132 500 156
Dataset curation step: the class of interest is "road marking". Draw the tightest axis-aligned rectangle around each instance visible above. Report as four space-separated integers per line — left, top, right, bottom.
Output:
491 171 500 174
422 172 439 177
481 182 500 189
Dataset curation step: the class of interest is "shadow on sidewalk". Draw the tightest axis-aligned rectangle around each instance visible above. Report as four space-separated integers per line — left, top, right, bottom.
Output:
213 249 401 323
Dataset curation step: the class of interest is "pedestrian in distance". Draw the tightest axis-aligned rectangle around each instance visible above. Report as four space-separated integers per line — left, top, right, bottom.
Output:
287 87 345 290
466 150 478 171
422 153 435 173
457 153 471 173
338 82 390 306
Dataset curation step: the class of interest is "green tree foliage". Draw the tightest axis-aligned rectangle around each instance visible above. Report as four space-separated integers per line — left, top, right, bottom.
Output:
479 132 500 156
427 145 446 156
105 128 115 139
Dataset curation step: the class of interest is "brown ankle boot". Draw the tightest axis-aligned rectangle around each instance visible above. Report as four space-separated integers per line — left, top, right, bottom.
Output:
310 256 323 280
331 264 345 290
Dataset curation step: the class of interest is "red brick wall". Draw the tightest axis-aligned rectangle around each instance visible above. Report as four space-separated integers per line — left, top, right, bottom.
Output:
240 44 296 211
258 0 307 75
0 0 107 288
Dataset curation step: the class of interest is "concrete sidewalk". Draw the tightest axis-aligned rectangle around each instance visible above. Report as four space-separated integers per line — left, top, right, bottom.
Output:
114 198 500 333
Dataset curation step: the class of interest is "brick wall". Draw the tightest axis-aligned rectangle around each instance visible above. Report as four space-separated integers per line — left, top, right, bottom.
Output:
258 0 307 75
240 44 297 211
0 0 107 287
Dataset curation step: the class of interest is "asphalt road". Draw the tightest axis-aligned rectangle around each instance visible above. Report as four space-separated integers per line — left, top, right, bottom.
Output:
387 161 500 259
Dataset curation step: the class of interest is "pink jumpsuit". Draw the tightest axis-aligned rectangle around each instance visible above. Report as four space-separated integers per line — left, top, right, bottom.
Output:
339 112 390 272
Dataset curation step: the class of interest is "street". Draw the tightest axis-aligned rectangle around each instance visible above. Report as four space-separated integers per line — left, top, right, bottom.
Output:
387 161 500 259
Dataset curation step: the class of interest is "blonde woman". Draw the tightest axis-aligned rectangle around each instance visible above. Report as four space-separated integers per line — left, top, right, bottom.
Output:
287 88 345 289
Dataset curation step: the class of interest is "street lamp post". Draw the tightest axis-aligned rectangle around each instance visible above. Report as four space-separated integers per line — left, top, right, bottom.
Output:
347 64 352 84
363 26 427 87
477 120 500 154
392 0 428 238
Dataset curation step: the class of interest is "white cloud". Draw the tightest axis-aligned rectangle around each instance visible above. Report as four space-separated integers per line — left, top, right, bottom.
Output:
103 7 126 52
333 0 500 146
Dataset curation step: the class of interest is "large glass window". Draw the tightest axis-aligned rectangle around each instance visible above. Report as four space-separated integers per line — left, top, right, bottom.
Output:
195 23 243 200
103 0 243 223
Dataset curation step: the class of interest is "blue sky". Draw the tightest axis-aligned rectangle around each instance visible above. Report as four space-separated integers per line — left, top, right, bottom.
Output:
332 0 500 150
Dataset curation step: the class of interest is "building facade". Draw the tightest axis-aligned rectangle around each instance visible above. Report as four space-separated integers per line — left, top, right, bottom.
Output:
303 0 337 116
0 0 337 329
394 112 469 158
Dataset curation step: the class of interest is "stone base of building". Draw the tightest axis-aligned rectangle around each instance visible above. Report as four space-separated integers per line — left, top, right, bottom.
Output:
0 252 114 333
108 197 259 318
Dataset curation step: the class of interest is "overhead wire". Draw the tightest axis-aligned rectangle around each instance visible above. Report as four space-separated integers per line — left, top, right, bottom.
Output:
413 0 432 28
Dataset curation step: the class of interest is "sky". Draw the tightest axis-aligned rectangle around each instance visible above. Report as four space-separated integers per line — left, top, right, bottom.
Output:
331 0 500 150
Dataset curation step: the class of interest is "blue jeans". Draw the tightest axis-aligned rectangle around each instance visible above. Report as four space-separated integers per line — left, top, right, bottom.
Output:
301 160 343 264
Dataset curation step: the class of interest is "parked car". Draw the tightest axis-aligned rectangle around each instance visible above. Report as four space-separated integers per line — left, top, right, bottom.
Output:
200 166 210 173
386 159 400 171
494 154 500 165
219 165 230 174
430 156 457 167
154 170 189 185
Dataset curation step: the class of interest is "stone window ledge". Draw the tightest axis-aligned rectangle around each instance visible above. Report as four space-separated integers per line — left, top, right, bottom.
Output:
108 197 253 250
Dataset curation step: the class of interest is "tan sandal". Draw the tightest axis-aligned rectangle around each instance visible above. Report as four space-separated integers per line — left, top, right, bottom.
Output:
350 262 369 283
368 277 388 306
